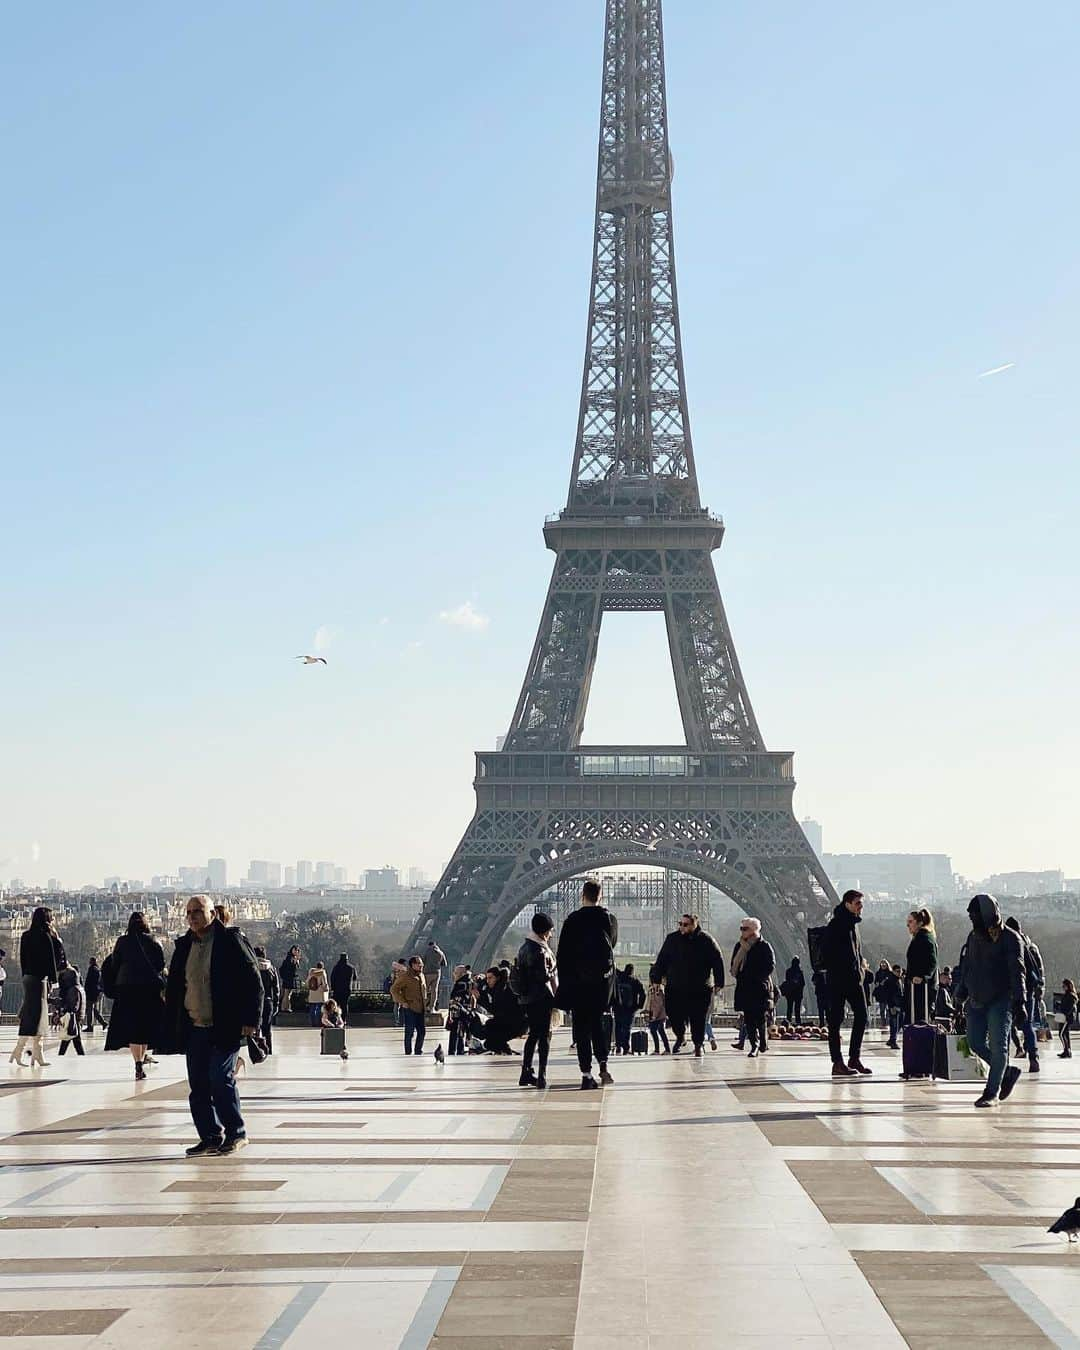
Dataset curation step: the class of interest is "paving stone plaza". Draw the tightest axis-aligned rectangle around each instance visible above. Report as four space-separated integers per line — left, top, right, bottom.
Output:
3 1025 1080 1348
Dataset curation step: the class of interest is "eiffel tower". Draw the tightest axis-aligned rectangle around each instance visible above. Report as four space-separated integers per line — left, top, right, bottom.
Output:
409 0 836 969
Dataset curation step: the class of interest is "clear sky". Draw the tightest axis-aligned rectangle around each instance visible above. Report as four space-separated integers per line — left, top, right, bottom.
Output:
2 2 1078 889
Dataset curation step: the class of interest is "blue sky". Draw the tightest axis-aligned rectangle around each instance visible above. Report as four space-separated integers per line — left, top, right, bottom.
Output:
2 2 1078 888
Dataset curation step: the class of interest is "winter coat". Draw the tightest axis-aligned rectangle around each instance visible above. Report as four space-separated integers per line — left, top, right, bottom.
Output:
873 968 892 1002
514 935 557 1007
781 961 805 998
84 962 102 1001
19 925 64 982
955 895 1026 1010
651 928 726 996
161 920 263 1053
257 959 280 1012
556 906 619 1011
422 944 447 979
58 968 84 1020
877 971 903 1010
822 902 863 992
614 971 646 1015
330 959 355 1005
904 927 938 1011
305 968 329 1004
934 984 955 1021
390 969 427 1014
734 938 777 1018
279 955 299 991
646 986 667 1022
112 932 167 988
1061 991 1079 1025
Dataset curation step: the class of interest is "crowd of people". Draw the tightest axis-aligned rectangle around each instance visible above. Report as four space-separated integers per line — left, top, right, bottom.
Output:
6 881 1076 1158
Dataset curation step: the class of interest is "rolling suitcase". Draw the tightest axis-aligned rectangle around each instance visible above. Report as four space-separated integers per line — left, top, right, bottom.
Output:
901 984 940 1079
630 1029 649 1055
321 1025 347 1057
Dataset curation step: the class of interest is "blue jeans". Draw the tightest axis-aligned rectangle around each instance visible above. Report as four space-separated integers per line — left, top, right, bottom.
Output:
309 1001 323 1027
965 994 1012 1098
402 1009 426 1055
888 1008 902 1044
186 1027 245 1143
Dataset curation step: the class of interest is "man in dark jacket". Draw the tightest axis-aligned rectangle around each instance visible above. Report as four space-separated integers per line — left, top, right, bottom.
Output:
514 912 558 1088
163 895 263 1156
278 946 300 1014
781 957 806 1024
330 953 355 1011
650 914 726 1058
253 947 280 1054
955 895 1026 1107
84 956 108 1032
1004 916 1042 1073
557 880 618 1090
612 964 646 1054
823 890 871 1077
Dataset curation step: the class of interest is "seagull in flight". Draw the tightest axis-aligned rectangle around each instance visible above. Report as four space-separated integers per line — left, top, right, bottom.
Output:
977 362 1015 379
296 655 328 665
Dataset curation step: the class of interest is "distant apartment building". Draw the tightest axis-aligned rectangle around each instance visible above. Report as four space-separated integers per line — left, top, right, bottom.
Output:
283 865 297 888
177 865 209 890
983 869 1065 897
407 866 430 890
315 861 335 885
800 819 823 859
333 866 348 886
247 860 282 887
207 858 227 890
296 860 314 889
822 853 956 902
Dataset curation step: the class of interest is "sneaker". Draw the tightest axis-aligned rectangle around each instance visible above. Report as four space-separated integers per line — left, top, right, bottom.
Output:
217 1136 249 1155
1000 1065 1022 1101
748 1049 758 1058
185 1139 222 1157
974 1093 998 1108
848 1061 873 1076
599 1067 614 1086
693 1045 703 1058
710 1040 718 1051
832 1063 857 1077
581 1075 599 1090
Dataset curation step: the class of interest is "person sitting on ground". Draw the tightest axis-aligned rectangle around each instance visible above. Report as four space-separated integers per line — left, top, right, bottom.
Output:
321 998 344 1029
935 968 955 1026
305 962 329 1028
1059 979 1078 1060
481 966 525 1054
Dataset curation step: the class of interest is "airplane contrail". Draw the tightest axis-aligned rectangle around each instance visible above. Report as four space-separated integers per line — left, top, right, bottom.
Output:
977 362 1015 379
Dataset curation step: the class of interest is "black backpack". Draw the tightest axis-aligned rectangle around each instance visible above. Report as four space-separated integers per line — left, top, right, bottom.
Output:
1024 940 1044 991
807 926 829 973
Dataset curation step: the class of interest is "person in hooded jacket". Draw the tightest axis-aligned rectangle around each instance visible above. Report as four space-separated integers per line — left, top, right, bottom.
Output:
1004 916 1043 1073
954 894 1026 1108
330 954 355 1012
514 912 558 1088
650 913 726 1058
612 964 646 1054
781 957 806 1024
822 890 871 1076
904 909 938 1025
56 966 86 1057
732 918 776 1057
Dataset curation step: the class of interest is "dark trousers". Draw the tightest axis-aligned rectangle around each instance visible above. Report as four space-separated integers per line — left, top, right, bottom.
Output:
649 1019 670 1052
784 996 803 1023
746 1013 768 1051
522 999 553 1077
447 1021 466 1055
58 1033 85 1055
403 1009 426 1054
186 1027 245 1144
260 1005 273 1055
666 987 711 1048
573 1005 611 1075
613 1009 634 1052
827 985 868 1065
85 996 107 1031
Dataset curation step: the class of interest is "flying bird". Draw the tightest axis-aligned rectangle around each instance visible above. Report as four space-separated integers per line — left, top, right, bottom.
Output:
1049 1199 1080 1242
977 362 1015 379
296 655 327 665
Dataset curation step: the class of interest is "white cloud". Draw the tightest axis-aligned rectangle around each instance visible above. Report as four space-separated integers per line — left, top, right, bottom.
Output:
438 600 490 632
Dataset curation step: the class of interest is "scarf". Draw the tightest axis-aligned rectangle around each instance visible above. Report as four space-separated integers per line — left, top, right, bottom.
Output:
731 937 754 977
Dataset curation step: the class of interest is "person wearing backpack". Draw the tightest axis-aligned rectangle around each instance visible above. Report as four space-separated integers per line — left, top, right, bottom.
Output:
650 913 726 1058
305 962 329 1028
556 879 619 1090
780 957 806 1024
514 912 558 1088
1004 916 1043 1073
612 964 646 1055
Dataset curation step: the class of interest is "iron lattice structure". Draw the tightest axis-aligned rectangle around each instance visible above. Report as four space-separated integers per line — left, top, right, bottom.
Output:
534 870 711 947
409 0 836 970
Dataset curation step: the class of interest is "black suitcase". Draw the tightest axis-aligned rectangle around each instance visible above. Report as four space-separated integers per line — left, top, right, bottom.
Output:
321 1026 347 1056
630 1029 649 1055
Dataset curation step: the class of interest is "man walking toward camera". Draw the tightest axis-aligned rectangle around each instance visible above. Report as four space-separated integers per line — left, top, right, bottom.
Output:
823 889 872 1077
650 914 726 1058
163 895 263 1157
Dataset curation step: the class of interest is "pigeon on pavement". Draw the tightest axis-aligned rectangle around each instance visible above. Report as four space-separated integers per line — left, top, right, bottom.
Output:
1048 1199 1080 1242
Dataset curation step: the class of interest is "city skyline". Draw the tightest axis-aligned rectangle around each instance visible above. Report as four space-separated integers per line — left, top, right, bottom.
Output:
3 3 1078 886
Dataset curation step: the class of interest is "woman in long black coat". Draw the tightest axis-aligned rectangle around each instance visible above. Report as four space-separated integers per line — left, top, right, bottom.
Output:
11 907 65 1066
904 908 938 1024
732 918 776 1058
105 912 166 1080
